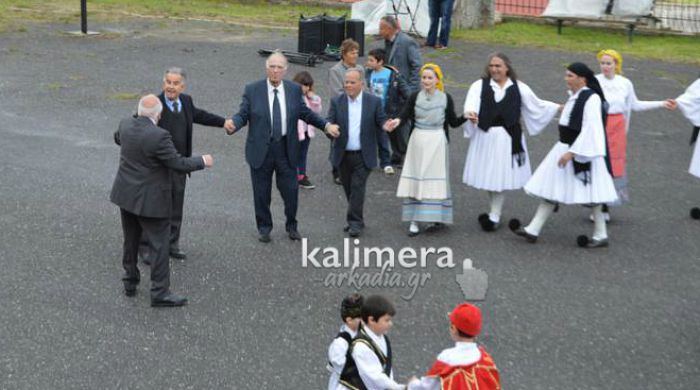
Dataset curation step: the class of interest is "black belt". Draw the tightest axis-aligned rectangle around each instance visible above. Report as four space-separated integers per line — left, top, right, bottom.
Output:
271 135 287 142
345 150 362 154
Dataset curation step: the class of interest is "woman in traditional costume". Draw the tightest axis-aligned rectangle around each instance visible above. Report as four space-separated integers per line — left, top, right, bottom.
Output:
593 49 675 220
462 52 560 232
674 76 700 219
510 62 618 248
385 63 467 236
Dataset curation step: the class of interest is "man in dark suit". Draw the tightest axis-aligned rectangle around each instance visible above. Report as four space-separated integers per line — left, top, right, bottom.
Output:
227 52 340 243
111 95 213 307
328 69 390 237
379 15 423 92
154 67 233 260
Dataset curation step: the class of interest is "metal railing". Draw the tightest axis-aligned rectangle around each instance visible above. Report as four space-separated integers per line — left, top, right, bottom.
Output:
494 0 700 33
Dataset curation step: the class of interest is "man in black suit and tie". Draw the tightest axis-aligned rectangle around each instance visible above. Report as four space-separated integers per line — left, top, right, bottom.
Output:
328 69 390 237
111 95 213 307
227 52 340 243
154 67 234 260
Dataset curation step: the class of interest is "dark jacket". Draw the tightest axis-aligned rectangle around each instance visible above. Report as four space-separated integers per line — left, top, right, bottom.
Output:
365 65 412 117
158 92 226 157
232 79 328 169
110 116 205 218
327 92 388 169
397 91 467 142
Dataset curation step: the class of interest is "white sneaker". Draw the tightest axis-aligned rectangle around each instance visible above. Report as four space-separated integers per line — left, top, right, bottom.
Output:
384 166 395 175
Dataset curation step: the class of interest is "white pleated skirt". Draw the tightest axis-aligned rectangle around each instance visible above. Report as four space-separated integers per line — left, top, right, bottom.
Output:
524 142 618 205
690 140 700 178
462 126 532 191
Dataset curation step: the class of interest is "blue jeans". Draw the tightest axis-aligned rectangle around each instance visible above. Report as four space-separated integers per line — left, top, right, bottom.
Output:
427 0 454 47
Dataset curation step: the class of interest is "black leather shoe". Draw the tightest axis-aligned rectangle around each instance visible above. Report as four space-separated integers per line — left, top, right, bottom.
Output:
509 219 537 243
258 233 271 243
151 292 188 307
478 213 500 232
124 286 137 297
169 247 187 260
577 235 609 248
343 225 350 232
348 227 361 238
288 229 302 241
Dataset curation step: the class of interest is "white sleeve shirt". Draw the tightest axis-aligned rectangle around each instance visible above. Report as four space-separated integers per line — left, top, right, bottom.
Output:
349 327 405 390
267 79 288 137
346 92 363 151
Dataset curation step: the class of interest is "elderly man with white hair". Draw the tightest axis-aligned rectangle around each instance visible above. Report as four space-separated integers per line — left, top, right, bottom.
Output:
228 52 340 243
110 94 213 307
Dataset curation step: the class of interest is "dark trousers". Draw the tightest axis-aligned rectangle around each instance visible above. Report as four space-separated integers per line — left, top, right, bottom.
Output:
120 208 171 299
427 0 454 47
297 137 311 176
339 151 371 228
251 137 298 234
378 130 392 168
388 122 409 164
169 172 186 247
139 172 185 255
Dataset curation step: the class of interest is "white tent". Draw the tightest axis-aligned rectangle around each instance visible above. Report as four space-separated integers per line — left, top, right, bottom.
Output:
351 0 431 37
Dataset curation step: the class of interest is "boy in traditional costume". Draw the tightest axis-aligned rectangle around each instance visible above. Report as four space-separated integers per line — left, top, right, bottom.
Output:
338 295 408 390
328 294 364 390
408 303 500 390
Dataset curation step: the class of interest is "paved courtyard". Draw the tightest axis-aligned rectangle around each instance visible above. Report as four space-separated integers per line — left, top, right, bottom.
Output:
0 17 699 389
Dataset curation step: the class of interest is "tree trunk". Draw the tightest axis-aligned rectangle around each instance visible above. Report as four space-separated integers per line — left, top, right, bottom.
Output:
453 0 495 29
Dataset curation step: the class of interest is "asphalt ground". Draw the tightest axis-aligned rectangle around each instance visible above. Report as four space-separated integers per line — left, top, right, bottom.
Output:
0 18 699 390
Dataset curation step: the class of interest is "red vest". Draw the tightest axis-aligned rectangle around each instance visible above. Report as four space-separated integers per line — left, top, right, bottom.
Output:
424 346 501 390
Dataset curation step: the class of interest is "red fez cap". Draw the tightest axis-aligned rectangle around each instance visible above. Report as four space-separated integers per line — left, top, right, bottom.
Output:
449 303 482 337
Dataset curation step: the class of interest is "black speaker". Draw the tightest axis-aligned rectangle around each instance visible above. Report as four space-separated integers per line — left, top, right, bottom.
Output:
345 19 365 57
298 15 323 54
322 15 345 50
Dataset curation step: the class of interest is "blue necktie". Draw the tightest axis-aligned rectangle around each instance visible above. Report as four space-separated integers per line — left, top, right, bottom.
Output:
272 89 282 141
172 101 179 113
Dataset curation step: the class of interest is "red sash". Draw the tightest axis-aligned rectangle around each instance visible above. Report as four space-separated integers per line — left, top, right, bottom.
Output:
424 347 501 390
605 113 627 177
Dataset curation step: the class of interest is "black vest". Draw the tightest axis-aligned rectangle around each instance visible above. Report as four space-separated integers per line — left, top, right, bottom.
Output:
339 327 392 390
159 106 188 156
478 78 526 166
691 126 700 145
558 89 610 184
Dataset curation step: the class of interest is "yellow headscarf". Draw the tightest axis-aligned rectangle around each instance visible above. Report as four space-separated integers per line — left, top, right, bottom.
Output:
596 49 623 75
420 63 444 92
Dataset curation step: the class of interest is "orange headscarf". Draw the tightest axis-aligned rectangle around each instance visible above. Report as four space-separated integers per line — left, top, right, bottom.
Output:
420 63 444 92
597 49 623 75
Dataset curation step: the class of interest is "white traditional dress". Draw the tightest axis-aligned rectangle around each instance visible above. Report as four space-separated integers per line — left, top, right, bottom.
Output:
524 87 618 205
397 90 466 223
462 78 560 191
676 78 700 178
595 74 666 203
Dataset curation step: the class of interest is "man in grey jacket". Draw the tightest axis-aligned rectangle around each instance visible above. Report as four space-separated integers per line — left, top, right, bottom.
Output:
379 15 423 93
111 94 213 307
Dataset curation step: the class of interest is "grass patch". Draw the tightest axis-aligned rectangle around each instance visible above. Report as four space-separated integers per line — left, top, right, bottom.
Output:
0 1 696 65
110 92 141 101
46 83 66 91
452 20 700 65
0 0 347 29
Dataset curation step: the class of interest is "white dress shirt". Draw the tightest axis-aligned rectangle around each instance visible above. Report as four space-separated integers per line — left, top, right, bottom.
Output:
346 92 363 151
559 87 607 162
267 79 287 137
339 325 405 390
327 325 358 390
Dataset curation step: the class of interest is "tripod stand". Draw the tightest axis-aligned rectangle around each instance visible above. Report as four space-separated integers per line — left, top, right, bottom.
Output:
389 0 422 36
